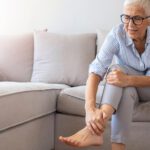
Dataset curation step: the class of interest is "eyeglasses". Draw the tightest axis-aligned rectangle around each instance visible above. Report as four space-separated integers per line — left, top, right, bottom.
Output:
120 14 150 25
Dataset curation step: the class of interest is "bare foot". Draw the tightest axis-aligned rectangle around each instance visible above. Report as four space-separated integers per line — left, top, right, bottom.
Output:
59 127 103 147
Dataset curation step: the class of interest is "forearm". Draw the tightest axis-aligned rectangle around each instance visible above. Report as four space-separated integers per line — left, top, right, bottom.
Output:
85 73 102 111
127 75 150 87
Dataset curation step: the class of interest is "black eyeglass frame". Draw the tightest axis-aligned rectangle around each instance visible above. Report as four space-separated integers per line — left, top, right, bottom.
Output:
120 14 150 25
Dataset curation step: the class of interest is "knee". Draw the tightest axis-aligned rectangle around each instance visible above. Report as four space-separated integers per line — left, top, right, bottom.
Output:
108 64 128 74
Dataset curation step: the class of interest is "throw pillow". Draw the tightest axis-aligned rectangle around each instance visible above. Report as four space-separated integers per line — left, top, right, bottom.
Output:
31 32 96 86
96 29 108 54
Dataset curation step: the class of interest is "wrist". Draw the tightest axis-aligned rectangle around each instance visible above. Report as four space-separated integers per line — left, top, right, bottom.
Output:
85 103 95 112
127 75 132 86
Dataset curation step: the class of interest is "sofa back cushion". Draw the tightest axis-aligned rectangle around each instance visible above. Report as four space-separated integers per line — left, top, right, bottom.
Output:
0 33 34 81
31 32 96 86
96 29 116 64
96 29 108 53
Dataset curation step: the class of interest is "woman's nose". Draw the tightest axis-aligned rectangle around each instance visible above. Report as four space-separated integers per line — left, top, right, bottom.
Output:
128 19 135 27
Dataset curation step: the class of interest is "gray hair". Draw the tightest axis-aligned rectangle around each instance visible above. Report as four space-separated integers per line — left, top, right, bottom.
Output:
124 0 150 15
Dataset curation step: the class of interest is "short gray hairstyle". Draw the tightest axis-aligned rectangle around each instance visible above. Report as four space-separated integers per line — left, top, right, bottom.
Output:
124 0 150 15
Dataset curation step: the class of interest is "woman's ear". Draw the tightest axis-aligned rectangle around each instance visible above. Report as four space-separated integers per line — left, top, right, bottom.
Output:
146 19 150 26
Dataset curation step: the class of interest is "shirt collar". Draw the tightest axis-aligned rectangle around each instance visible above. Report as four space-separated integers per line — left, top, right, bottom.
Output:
125 26 150 46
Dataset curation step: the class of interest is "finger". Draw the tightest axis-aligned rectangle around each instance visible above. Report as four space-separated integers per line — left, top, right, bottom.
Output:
109 69 118 73
109 73 118 78
112 68 121 72
110 70 121 75
96 117 106 129
107 76 114 80
94 121 105 132
107 78 115 82
113 70 124 75
116 69 123 72
86 122 95 134
107 80 117 85
107 72 114 76
108 81 121 87
107 78 115 83
90 121 101 135
107 74 116 79
107 76 118 81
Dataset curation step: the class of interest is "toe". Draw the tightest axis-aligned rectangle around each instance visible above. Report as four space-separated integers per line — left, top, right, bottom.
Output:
59 136 68 143
59 136 63 141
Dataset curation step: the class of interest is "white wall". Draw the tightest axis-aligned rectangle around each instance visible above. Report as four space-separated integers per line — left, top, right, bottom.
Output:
0 0 124 34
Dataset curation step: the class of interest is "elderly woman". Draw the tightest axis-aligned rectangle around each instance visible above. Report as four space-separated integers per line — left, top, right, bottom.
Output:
59 0 150 149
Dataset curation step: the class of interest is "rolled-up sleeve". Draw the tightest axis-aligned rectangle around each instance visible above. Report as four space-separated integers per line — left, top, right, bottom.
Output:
145 69 150 76
89 28 119 78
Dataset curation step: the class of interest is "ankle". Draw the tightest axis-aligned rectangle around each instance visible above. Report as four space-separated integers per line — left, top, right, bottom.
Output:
100 104 115 120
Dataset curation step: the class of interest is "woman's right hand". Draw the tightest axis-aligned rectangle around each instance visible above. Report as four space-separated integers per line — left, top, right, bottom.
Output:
85 107 106 135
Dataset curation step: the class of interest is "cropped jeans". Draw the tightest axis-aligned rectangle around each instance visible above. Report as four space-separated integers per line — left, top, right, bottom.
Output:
99 64 150 144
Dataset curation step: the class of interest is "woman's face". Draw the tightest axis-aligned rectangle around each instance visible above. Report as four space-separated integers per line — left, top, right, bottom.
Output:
123 5 149 41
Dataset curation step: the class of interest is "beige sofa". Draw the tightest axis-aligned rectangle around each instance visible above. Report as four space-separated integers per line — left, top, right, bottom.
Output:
0 31 150 150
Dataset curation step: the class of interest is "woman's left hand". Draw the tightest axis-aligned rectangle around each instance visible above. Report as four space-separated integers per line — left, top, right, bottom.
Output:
106 69 129 87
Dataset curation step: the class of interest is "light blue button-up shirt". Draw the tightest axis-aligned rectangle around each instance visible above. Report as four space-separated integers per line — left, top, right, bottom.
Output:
89 23 150 78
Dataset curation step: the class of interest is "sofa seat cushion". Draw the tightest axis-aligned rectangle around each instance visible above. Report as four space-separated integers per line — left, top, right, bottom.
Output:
57 86 150 122
57 85 103 116
0 82 69 132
